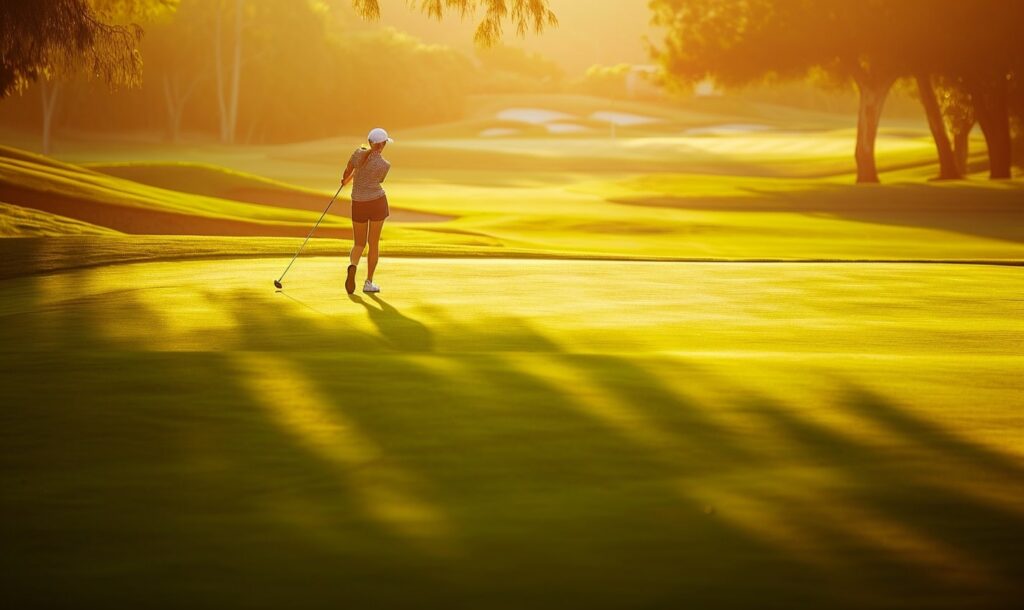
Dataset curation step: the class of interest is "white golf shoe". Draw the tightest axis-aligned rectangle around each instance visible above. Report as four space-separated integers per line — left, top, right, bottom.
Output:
363 279 381 293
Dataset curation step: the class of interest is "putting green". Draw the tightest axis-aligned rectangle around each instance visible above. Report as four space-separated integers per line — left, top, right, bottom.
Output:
2 256 1022 608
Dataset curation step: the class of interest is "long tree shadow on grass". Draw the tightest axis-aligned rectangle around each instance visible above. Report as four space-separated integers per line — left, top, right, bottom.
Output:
610 181 1024 245
0 279 478 608
272 297 1024 608
480 352 1024 607
2 275 1024 608
737 389 1024 605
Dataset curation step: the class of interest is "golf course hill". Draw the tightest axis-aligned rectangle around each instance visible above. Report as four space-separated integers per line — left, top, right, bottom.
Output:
0 146 445 239
2 108 1023 282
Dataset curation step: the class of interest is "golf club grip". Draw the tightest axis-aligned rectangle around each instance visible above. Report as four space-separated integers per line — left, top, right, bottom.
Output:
276 184 345 282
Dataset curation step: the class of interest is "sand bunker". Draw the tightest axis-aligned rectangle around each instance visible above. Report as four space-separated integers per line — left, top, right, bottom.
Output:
496 108 576 124
589 111 662 126
479 127 522 138
685 124 773 136
490 108 593 135
544 123 590 134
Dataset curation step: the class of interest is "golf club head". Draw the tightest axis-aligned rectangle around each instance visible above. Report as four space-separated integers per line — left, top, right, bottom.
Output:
274 279 283 290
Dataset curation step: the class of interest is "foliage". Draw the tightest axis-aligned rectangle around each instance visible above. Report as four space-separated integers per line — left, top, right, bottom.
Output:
649 0 1024 180
650 0 921 87
0 0 558 142
570 64 635 99
1 1 481 142
90 0 179 22
472 44 563 94
316 29 477 135
0 0 146 97
352 0 557 46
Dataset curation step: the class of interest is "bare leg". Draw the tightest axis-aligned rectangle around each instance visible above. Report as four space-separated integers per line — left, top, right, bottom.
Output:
367 220 385 281
350 220 368 266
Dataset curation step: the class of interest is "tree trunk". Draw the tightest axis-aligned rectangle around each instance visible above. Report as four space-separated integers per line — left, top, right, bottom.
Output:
40 79 61 155
226 0 244 145
213 0 244 145
1012 91 1024 172
970 76 1012 179
163 73 201 144
952 126 971 176
162 76 181 143
853 73 896 184
214 8 228 143
916 73 961 180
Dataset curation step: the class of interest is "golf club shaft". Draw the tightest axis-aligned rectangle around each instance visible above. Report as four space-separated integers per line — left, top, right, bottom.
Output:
276 184 345 283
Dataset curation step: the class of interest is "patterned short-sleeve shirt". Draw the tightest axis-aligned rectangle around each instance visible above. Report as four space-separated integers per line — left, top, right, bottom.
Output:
348 148 391 202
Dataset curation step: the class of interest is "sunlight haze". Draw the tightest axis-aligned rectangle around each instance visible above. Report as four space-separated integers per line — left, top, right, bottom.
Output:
368 0 658 74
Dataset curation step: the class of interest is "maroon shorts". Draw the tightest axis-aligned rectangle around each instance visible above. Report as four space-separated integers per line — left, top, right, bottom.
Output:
352 195 390 222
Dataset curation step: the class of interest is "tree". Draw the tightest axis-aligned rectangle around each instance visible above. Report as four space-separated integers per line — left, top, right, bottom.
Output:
473 44 564 93
143 0 251 145
915 73 960 180
0 0 144 98
1 0 557 147
571 64 634 100
938 82 976 176
352 0 557 46
911 1 1021 180
899 2 963 180
1 1 177 153
650 0 1022 183
816 1 912 184
205 0 557 144
213 0 244 144
138 0 205 142
650 0 912 183
954 1 1020 179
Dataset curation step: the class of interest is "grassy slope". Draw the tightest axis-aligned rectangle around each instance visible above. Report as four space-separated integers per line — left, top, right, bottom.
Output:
2 128 1022 272
0 146 356 234
0 201 119 237
4 93 1016 264
1 257 1022 608
86 160 330 198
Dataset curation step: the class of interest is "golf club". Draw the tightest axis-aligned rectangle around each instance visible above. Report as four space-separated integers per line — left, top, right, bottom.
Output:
273 181 347 290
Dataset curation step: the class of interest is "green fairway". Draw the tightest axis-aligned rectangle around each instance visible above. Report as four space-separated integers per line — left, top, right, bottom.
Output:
4 143 1024 266
2 91 1023 608
4 93 1020 264
1 257 1022 608
4 0 1024 600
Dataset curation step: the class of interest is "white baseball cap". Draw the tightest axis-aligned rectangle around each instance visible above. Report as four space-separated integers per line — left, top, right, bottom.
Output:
368 127 393 144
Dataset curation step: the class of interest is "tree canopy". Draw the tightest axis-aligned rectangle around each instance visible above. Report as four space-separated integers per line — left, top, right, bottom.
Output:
0 0 158 98
352 0 558 46
0 0 565 145
650 0 1024 181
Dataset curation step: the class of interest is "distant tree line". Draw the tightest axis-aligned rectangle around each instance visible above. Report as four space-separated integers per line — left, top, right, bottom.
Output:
651 0 1024 182
0 0 557 149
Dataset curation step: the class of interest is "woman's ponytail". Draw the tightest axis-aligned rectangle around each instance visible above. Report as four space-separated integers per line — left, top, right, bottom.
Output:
357 143 379 170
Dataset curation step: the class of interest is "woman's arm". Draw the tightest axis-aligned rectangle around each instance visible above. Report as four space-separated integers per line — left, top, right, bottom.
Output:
341 161 355 186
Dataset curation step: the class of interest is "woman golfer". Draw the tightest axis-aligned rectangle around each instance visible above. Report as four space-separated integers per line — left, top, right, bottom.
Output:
341 127 392 295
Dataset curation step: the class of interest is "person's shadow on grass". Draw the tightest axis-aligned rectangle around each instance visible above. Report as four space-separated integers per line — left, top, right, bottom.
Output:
349 293 434 352
275 289 328 316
